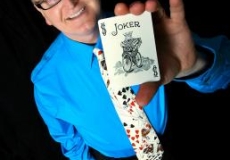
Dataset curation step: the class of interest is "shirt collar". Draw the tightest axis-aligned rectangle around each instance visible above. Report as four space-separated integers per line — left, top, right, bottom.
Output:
61 33 103 70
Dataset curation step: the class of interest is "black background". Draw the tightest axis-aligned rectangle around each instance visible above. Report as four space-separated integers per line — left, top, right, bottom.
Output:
1 0 229 159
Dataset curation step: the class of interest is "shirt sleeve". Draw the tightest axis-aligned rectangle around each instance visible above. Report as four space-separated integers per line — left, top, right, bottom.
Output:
34 87 95 160
175 34 230 93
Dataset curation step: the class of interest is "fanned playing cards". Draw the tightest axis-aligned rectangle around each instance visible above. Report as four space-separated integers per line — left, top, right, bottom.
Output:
98 11 160 88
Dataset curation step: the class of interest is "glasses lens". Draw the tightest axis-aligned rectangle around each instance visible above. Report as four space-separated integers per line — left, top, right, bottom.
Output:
35 0 60 10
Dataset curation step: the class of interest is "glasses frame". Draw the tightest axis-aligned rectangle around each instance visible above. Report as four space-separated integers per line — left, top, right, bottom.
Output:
34 0 62 10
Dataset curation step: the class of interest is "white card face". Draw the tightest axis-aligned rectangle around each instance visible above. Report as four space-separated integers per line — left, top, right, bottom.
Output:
98 11 160 88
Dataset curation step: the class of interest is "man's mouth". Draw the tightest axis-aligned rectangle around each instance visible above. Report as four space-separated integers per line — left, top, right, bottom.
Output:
67 7 85 20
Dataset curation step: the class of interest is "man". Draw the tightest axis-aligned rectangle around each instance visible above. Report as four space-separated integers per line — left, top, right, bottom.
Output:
30 0 230 159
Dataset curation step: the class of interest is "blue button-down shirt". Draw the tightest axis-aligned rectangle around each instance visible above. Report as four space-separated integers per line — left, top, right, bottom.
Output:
31 33 230 159
183 34 230 92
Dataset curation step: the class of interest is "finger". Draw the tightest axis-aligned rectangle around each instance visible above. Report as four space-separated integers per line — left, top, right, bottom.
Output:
150 0 167 24
114 3 129 16
115 1 146 16
151 7 166 24
128 1 145 15
145 0 160 12
135 81 160 107
169 0 185 20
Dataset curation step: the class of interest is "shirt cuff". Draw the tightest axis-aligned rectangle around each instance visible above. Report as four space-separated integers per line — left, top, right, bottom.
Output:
174 44 214 80
174 34 230 93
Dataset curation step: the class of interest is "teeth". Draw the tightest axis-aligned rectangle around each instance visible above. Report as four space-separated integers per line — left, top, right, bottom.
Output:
69 7 85 19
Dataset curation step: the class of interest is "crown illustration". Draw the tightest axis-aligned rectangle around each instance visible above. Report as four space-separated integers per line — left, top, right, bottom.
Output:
123 31 133 40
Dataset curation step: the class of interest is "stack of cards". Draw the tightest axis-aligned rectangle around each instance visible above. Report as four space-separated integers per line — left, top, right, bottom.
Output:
98 11 160 88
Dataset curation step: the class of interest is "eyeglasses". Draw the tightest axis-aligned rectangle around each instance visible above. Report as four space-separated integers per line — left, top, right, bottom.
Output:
33 0 61 10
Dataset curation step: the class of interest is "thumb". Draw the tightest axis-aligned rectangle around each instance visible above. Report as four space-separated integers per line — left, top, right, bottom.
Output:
169 0 185 20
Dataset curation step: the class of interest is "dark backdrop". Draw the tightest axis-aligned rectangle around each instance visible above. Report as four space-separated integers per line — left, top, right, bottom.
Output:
164 1 230 159
0 0 65 160
1 0 229 160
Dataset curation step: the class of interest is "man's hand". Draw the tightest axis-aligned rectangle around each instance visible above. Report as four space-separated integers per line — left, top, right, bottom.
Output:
114 0 197 107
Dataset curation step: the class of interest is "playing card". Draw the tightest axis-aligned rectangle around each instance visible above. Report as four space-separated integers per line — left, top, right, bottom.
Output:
98 11 160 88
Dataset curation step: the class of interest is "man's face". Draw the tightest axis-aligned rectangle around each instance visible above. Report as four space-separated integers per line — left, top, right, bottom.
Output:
34 0 101 43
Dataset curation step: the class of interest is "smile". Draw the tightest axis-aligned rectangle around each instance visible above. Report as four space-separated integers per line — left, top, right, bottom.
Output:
68 7 85 19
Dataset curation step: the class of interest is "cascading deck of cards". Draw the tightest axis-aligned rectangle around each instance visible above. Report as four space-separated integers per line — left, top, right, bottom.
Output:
97 11 163 160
